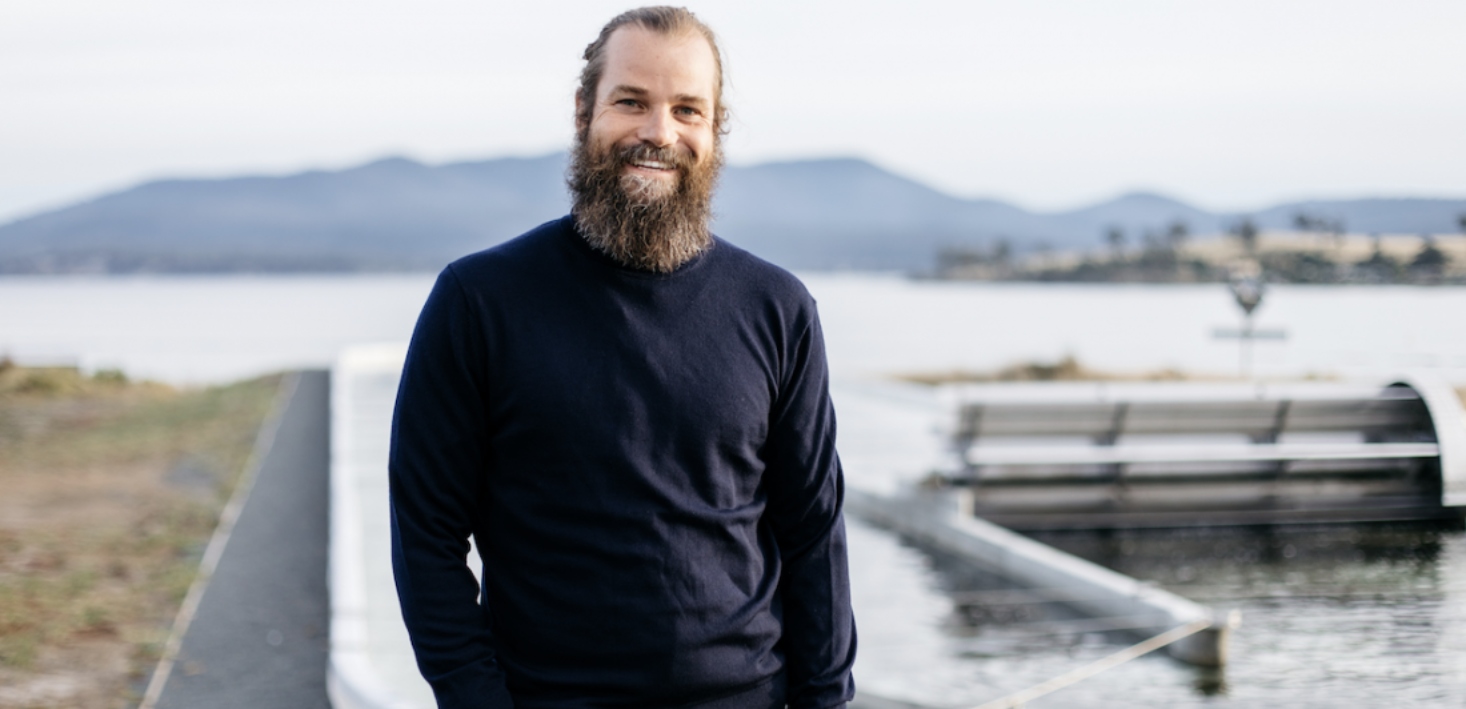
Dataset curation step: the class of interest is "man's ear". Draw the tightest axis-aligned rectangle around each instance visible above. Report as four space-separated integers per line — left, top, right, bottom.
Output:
574 94 587 132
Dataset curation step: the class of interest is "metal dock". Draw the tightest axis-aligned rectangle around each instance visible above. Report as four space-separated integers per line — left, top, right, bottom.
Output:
938 378 1466 530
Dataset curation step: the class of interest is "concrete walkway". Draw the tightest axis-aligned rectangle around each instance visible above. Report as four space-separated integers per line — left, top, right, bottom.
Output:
152 370 332 708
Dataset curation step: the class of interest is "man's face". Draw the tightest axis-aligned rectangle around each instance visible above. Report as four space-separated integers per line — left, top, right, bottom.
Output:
578 26 718 199
568 24 723 273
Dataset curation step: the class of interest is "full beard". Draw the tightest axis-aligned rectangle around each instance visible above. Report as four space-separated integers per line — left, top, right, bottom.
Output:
568 135 722 273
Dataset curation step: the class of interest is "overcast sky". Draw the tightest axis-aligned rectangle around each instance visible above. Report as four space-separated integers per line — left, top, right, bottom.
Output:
4 0 1464 222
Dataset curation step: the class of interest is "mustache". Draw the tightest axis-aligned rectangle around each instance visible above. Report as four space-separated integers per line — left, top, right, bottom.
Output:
612 143 696 174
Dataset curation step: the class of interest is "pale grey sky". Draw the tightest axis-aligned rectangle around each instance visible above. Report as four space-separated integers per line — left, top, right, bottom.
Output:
4 0 1464 222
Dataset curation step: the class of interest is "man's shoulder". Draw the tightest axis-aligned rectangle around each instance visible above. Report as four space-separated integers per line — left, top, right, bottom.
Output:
443 215 572 286
452 215 572 269
708 235 815 308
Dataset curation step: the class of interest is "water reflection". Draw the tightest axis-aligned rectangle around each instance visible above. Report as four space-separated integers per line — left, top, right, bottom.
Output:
851 518 1466 707
1028 523 1450 600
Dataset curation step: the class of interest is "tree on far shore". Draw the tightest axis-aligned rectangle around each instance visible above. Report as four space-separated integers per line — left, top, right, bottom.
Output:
1353 234 1401 283
1293 211 1346 249
1410 233 1449 282
1104 226 1125 261
1165 220 1189 250
1230 217 1259 255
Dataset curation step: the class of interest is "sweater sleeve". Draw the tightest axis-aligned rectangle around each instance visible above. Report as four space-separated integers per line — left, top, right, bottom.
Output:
762 311 858 709
389 267 515 709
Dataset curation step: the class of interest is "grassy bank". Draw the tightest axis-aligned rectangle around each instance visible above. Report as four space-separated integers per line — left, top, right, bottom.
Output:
0 362 280 708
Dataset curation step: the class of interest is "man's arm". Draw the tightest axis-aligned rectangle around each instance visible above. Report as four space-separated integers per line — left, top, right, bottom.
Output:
763 312 858 709
389 267 514 709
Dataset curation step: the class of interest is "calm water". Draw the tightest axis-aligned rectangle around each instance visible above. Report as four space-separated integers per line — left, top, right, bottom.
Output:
851 518 1466 707
6 274 1466 384
3 274 1465 706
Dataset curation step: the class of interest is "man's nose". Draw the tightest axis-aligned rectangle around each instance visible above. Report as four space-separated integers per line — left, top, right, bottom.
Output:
636 107 678 148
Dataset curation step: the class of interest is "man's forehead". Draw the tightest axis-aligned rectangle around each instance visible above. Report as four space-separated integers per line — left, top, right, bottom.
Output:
597 25 718 99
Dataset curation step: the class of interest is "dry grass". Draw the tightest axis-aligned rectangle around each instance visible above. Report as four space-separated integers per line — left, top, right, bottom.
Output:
0 362 280 709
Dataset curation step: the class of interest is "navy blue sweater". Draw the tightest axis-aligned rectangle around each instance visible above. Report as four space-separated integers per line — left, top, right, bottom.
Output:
389 216 856 709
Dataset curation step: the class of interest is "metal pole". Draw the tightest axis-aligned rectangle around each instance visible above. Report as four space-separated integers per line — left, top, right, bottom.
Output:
970 619 1215 709
1242 312 1254 379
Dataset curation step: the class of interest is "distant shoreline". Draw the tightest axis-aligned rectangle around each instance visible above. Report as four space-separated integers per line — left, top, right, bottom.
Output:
934 231 1466 285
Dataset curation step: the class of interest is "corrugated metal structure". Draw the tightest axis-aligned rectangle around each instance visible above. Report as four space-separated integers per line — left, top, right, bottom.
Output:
940 378 1466 530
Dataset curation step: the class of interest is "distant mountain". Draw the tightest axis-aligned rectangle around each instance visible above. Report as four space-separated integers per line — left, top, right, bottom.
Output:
0 155 569 273
1251 198 1466 236
1050 192 1223 241
1 153 1462 273
715 158 1048 269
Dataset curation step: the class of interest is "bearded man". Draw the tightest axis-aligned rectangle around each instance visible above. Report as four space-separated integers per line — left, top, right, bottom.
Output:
388 7 857 709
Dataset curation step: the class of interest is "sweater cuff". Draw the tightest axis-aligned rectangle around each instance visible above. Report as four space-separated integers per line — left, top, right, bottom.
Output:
426 659 514 709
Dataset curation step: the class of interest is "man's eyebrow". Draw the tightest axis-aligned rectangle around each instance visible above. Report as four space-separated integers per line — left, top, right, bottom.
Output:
606 85 710 107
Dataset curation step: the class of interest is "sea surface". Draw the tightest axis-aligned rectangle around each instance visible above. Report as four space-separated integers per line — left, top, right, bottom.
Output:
3 273 1464 706
6 273 1466 384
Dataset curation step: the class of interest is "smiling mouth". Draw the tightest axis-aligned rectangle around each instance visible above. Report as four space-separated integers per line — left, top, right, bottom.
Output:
628 159 674 171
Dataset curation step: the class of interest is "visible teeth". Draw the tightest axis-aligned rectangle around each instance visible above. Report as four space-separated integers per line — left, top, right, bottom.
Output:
632 160 671 169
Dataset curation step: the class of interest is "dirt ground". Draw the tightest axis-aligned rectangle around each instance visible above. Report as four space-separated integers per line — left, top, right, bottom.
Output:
0 363 279 709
